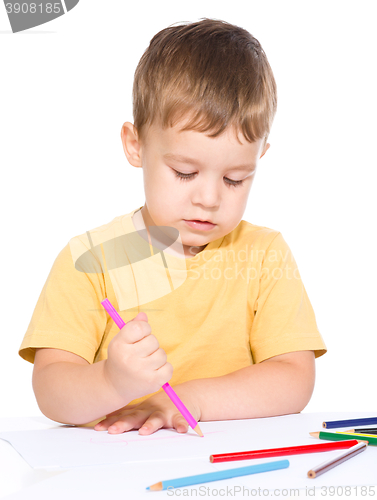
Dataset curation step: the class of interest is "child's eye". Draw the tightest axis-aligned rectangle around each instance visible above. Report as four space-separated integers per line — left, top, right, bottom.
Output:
174 170 244 188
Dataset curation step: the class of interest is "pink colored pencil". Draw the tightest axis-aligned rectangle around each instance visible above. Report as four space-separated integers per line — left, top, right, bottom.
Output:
101 298 203 437
161 382 203 436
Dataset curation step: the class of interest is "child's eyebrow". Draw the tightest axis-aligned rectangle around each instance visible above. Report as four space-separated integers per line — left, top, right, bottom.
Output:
163 153 255 172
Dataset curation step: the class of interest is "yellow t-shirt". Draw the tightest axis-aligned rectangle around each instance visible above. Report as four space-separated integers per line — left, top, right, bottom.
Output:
19 206 326 407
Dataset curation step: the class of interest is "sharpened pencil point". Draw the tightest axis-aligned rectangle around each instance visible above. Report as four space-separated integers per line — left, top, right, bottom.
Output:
148 482 163 491
310 432 320 438
193 424 204 437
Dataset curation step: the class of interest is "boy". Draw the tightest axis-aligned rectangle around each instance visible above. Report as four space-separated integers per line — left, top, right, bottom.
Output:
19 18 326 436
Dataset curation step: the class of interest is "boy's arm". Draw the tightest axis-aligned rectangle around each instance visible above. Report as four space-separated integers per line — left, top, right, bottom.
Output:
95 350 315 434
32 348 125 424
187 350 315 421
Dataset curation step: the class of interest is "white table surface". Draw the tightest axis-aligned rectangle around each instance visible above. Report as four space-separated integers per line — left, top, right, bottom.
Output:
1 412 376 499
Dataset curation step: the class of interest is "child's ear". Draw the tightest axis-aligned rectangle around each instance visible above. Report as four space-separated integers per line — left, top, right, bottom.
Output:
120 122 142 167
260 142 270 159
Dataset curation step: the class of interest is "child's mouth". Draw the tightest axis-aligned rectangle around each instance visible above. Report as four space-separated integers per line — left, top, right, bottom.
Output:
184 220 216 231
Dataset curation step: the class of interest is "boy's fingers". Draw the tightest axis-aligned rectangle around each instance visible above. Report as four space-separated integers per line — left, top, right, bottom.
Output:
107 416 143 434
118 313 149 344
137 411 188 435
94 416 121 430
172 414 189 434
145 347 168 369
133 334 160 357
127 312 148 324
138 411 166 436
94 409 143 432
120 320 151 344
97 411 189 435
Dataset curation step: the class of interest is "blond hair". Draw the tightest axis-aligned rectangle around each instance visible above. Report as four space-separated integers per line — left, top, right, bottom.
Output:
133 18 277 145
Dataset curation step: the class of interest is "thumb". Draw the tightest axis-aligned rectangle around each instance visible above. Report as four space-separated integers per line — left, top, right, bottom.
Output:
130 312 148 323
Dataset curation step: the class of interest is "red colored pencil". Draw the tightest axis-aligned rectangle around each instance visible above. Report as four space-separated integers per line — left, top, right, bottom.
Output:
209 440 360 463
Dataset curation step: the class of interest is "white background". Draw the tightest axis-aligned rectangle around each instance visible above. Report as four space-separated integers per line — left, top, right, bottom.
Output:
0 1 376 419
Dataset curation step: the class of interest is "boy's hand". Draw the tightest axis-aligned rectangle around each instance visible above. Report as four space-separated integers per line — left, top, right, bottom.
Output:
94 387 201 436
103 312 173 402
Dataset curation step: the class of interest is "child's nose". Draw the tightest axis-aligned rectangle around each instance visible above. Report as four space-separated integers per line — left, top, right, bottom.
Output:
191 180 221 208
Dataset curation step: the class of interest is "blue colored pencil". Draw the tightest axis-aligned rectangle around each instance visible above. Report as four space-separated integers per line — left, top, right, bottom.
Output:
323 417 377 429
146 460 290 491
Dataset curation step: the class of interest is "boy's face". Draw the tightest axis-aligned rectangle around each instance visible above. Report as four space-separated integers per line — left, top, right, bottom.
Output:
121 120 269 258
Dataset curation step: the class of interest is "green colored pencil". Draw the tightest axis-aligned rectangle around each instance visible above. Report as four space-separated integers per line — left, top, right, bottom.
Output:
310 431 377 446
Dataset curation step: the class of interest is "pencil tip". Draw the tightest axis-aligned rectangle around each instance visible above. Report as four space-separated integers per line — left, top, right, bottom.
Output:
309 432 320 438
149 482 163 491
146 487 149 490
193 424 204 437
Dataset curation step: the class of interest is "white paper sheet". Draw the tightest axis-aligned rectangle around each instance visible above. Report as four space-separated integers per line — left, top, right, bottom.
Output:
0 413 323 469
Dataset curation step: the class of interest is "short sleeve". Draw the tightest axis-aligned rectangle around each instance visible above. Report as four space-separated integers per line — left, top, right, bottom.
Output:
249 232 327 363
19 243 108 364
